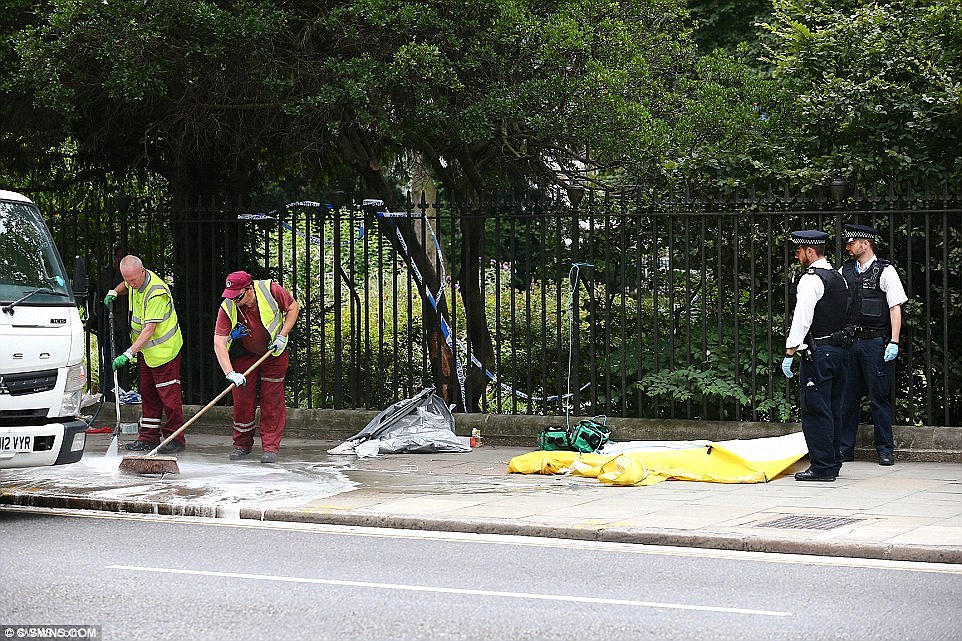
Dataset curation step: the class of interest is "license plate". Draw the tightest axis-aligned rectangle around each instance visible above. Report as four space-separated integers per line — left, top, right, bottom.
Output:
0 435 32 453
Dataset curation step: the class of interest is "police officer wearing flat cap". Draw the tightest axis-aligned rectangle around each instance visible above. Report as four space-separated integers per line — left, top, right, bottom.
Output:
838 224 907 466
783 230 850 481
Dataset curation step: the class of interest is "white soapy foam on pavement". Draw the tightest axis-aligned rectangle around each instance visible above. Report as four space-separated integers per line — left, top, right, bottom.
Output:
1 452 357 509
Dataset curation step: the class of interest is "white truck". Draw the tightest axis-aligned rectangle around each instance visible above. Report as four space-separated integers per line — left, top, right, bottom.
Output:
0 189 88 468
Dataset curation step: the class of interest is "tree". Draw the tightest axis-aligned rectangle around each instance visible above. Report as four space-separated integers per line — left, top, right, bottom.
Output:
1 0 776 408
760 0 962 184
282 0 724 409
687 0 772 54
656 48 791 189
2 0 339 398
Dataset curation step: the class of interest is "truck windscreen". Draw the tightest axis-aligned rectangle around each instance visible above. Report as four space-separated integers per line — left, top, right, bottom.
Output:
0 200 72 304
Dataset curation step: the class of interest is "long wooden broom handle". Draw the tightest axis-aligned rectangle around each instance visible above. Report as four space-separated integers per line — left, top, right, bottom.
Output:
147 351 273 456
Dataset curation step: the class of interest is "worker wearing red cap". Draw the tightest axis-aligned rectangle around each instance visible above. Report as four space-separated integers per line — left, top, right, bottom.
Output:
213 270 299 463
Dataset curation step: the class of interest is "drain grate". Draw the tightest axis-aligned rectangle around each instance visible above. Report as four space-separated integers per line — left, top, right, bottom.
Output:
756 515 865 530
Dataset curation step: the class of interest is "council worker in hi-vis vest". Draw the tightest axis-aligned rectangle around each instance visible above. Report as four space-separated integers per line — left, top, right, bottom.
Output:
104 255 185 454
213 270 299 464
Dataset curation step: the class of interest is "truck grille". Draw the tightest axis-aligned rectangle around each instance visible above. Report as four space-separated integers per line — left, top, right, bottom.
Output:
0 408 50 427
0 369 58 396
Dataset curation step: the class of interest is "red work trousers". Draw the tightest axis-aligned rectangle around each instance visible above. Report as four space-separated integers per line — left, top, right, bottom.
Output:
230 350 289 453
136 352 184 445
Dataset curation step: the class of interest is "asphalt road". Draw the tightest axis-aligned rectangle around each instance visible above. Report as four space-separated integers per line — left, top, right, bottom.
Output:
2 506 960 641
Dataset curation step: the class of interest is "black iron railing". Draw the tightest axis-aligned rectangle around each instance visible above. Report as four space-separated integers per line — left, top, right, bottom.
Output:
42 184 961 426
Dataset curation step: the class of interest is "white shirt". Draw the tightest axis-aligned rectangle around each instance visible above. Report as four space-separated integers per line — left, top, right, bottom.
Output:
838 256 908 308
786 258 835 349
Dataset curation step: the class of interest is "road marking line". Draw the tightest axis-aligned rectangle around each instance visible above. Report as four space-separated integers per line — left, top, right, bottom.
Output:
107 564 791 617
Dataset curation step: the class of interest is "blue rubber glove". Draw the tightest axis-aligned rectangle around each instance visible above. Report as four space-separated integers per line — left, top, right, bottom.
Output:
269 334 288 356
230 323 249 340
226 371 246 387
781 356 795 379
103 290 117 308
883 342 899 362
112 350 133 371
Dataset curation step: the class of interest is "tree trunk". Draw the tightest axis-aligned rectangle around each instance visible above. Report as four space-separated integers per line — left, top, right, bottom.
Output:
458 212 496 412
338 128 461 407
168 154 250 404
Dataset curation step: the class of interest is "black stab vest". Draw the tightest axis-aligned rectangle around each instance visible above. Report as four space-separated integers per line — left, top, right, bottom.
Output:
840 259 892 331
793 267 848 337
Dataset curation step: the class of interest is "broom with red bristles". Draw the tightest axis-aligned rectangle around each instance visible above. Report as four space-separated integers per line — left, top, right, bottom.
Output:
119 351 271 475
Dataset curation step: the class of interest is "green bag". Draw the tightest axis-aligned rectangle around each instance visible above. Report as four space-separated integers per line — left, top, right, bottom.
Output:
568 419 610 453
537 426 571 451
537 418 610 453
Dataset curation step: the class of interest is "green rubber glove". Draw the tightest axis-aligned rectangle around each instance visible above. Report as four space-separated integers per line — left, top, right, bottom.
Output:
103 290 118 308
112 350 133 370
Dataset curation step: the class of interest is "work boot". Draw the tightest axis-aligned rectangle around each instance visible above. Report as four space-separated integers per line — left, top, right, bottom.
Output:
259 451 278 464
157 440 185 455
125 439 158 452
229 448 252 461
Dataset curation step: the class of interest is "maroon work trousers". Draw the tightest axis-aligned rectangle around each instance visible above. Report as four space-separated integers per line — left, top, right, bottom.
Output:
136 352 184 445
229 350 289 453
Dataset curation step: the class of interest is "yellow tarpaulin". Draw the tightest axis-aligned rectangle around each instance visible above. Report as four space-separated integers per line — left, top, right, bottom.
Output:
507 432 808 486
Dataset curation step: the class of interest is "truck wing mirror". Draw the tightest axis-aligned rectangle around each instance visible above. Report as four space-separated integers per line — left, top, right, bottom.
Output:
72 255 88 301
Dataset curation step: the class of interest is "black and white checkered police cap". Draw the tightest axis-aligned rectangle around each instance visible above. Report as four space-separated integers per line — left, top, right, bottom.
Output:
790 230 829 246
843 223 879 243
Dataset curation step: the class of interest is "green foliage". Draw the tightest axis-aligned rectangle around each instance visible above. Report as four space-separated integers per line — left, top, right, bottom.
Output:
256 203 431 407
1 0 715 200
3 0 959 421
760 0 962 184
313 0 701 195
461 206 805 421
475 263 559 411
4 0 295 186
637 366 750 404
663 48 793 187
688 0 773 53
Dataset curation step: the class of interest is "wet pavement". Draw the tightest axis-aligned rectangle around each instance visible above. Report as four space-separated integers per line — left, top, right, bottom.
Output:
2 432 961 564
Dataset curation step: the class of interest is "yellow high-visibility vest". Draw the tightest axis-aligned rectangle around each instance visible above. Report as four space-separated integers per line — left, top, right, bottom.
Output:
220 279 284 350
128 269 183 367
